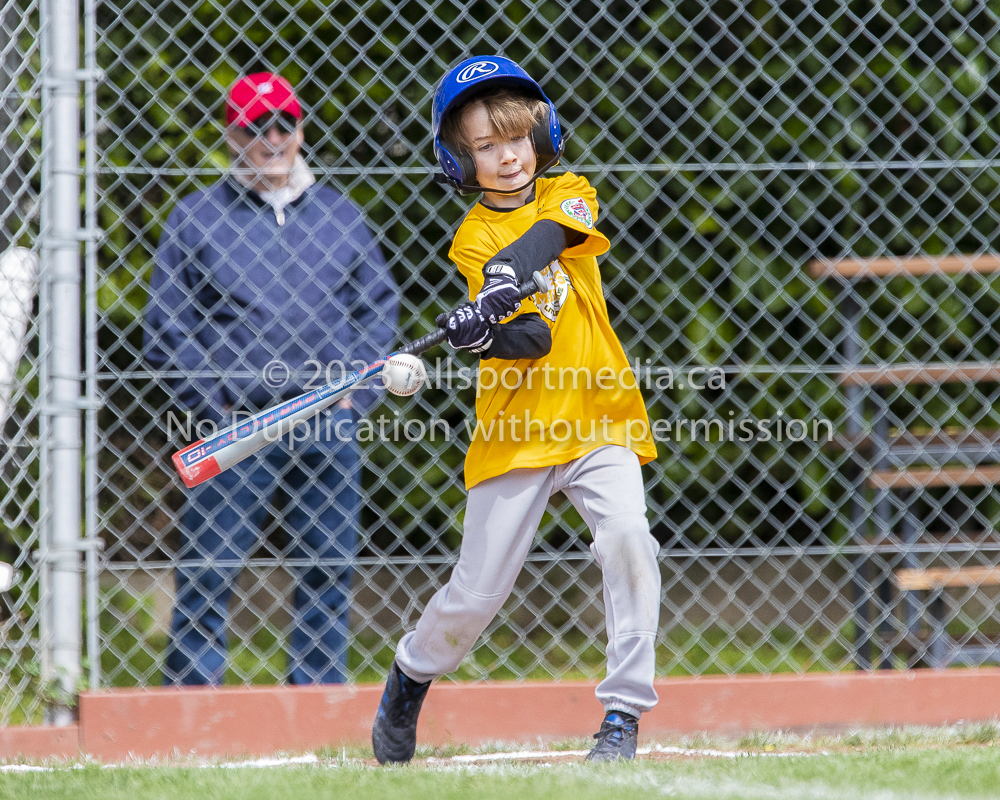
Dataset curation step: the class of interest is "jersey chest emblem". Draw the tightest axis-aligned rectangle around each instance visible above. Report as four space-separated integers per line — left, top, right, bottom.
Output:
534 261 574 323
560 197 593 229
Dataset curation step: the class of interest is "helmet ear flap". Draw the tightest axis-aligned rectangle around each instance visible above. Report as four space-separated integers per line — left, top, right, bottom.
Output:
457 152 478 188
530 102 563 176
436 142 480 193
531 118 556 162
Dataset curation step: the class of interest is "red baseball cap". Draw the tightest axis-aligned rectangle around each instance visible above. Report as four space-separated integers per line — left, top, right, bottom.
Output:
226 72 303 127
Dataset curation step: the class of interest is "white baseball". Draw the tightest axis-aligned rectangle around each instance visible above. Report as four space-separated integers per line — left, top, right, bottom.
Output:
381 354 427 397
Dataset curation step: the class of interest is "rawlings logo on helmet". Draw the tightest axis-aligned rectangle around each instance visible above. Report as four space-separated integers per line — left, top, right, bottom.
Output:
456 61 499 83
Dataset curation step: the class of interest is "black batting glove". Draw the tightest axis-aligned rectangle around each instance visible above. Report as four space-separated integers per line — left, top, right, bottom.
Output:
475 263 521 324
440 304 494 353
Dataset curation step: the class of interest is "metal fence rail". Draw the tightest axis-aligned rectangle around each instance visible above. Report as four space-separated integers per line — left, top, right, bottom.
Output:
4 0 1000 716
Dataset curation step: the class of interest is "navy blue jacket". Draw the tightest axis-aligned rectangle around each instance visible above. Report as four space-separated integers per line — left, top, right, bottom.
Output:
144 177 399 426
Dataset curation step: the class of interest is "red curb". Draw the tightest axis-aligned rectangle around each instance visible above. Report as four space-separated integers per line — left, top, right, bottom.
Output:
0 669 994 761
79 684 376 761
644 669 1000 735
0 724 79 760
72 668 1000 760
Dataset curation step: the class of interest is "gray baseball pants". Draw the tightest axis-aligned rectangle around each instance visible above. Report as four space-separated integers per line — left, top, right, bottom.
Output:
395 444 661 717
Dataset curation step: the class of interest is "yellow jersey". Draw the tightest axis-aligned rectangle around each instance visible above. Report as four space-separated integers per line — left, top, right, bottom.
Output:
449 172 657 488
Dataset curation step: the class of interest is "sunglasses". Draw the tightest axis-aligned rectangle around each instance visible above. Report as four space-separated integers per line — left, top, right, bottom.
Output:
240 111 299 138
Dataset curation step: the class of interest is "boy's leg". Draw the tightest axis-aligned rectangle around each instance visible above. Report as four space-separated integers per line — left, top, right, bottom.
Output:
558 445 661 719
375 465 554 764
395 466 555 682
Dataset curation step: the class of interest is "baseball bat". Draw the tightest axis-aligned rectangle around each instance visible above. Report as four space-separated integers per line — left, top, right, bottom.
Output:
171 271 547 488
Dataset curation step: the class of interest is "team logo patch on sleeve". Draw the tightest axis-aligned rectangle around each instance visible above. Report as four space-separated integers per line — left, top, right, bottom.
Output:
560 198 594 229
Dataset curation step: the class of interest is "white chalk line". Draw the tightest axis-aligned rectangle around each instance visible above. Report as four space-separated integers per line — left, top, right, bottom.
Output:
0 745 817 773
0 754 321 773
430 744 822 764
0 764 52 773
215 754 320 769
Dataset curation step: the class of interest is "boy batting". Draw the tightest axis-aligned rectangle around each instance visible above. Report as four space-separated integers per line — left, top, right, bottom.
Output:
372 56 661 764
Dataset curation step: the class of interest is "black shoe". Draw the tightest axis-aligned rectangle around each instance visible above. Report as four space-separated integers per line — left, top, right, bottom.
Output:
372 661 431 765
585 711 639 762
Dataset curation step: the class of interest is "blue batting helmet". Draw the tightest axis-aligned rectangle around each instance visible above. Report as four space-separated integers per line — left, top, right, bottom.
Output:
432 56 564 194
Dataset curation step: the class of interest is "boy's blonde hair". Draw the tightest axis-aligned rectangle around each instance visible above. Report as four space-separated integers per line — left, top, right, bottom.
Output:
441 88 549 154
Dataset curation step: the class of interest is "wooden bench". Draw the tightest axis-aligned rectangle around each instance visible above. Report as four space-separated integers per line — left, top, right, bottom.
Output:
825 428 1000 456
808 254 1000 279
896 566 1000 591
868 466 1000 490
810 254 1000 668
893 566 1000 667
837 363 1000 388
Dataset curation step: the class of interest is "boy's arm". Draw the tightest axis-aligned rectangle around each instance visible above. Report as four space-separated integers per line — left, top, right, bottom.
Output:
446 218 579 358
486 219 583 284
463 220 583 361
480 312 551 361
475 220 580 325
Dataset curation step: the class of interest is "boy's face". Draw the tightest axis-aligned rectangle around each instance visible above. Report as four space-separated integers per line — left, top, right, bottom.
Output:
462 101 536 208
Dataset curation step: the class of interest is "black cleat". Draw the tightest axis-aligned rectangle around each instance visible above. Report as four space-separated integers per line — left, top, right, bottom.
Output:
372 661 431 765
585 711 639 762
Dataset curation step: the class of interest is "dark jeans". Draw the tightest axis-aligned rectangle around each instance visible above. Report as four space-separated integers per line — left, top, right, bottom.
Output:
164 409 359 685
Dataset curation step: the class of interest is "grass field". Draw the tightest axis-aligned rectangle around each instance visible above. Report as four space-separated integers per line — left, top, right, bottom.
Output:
4 725 1000 800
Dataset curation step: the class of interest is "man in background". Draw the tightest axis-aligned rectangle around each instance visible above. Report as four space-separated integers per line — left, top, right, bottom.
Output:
145 72 399 685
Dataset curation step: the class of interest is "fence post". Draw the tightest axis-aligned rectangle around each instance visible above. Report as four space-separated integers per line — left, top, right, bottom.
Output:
40 0 82 726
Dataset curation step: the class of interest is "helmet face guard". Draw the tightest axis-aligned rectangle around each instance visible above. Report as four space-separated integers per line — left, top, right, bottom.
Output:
432 57 564 195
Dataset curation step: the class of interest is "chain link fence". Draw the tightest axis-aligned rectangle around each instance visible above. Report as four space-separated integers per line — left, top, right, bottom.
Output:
5 0 1000 717
1 0 48 724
